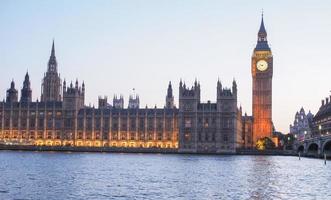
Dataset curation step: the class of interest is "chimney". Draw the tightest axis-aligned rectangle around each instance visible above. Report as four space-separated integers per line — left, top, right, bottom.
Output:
326 97 329 104
322 100 325 106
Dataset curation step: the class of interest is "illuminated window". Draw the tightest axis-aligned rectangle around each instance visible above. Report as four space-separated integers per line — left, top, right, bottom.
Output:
184 132 190 141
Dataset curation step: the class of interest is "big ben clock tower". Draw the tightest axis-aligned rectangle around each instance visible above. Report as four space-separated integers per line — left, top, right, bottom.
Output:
252 15 273 144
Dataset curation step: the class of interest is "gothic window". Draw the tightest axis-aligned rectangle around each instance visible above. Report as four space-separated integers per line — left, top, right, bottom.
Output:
95 132 100 140
29 131 35 139
55 119 62 129
64 118 72 128
140 132 145 140
139 118 145 130
47 118 53 128
87 118 92 130
130 132 135 140
157 132 162 140
37 131 43 139
121 133 126 140
198 117 202 124
167 132 171 140
13 118 18 128
112 132 118 140
121 122 127 131
78 118 84 128
38 118 44 128
184 103 192 111
148 132 153 140
184 132 190 141
112 122 118 131
21 131 26 139
148 118 154 130
157 118 163 131
103 131 108 140
223 119 231 128
104 118 110 129
223 134 228 142
185 119 191 128
5 118 10 128
130 118 136 130
204 118 209 128
47 131 52 139
165 118 172 131
85 132 91 140
21 118 27 128
95 118 101 129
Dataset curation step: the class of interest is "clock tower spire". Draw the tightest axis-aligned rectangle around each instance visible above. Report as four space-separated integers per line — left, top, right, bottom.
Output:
251 14 273 145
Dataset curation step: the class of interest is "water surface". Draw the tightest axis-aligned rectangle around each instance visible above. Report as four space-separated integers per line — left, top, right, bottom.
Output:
0 151 330 200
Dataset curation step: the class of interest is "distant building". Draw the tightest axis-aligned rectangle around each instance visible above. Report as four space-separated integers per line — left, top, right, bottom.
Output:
0 16 274 152
290 107 313 141
311 96 331 137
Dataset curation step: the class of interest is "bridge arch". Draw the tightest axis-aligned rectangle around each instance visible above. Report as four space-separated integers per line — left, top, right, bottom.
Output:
307 143 319 156
297 145 304 153
322 140 331 156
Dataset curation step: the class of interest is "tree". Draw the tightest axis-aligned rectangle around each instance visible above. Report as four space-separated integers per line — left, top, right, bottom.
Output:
256 137 276 150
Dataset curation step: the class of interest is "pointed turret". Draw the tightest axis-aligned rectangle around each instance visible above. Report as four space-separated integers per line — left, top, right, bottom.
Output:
20 72 32 103
258 14 267 37
6 80 18 103
232 78 237 96
48 39 58 73
255 13 270 51
51 40 55 57
166 81 174 108
167 81 173 98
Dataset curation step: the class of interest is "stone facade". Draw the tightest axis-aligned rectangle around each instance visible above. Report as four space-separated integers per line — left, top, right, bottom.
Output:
0 17 272 152
0 42 242 152
178 80 243 153
311 96 331 137
290 107 313 141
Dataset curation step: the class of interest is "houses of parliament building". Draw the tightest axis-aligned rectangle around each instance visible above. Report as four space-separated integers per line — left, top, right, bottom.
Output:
0 16 273 153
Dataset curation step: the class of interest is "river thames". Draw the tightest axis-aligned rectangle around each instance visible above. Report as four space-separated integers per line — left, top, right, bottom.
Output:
0 151 330 200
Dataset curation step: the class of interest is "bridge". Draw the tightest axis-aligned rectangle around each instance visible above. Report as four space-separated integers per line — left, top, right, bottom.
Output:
294 135 331 158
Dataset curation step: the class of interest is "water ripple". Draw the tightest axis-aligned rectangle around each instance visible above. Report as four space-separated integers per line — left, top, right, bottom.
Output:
0 152 330 200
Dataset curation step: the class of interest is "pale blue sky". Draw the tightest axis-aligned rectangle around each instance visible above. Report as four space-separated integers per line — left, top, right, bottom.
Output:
1 0 331 134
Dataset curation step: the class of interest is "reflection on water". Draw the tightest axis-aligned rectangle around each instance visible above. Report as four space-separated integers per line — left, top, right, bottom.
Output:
0 151 330 200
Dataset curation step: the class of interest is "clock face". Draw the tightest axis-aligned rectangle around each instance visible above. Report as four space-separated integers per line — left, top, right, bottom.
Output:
257 60 268 71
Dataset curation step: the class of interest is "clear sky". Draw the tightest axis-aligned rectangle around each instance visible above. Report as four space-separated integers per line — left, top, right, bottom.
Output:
1 0 331 134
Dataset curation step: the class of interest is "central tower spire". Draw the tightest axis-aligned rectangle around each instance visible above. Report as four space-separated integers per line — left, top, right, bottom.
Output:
255 13 270 51
48 39 58 73
41 40 62 102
